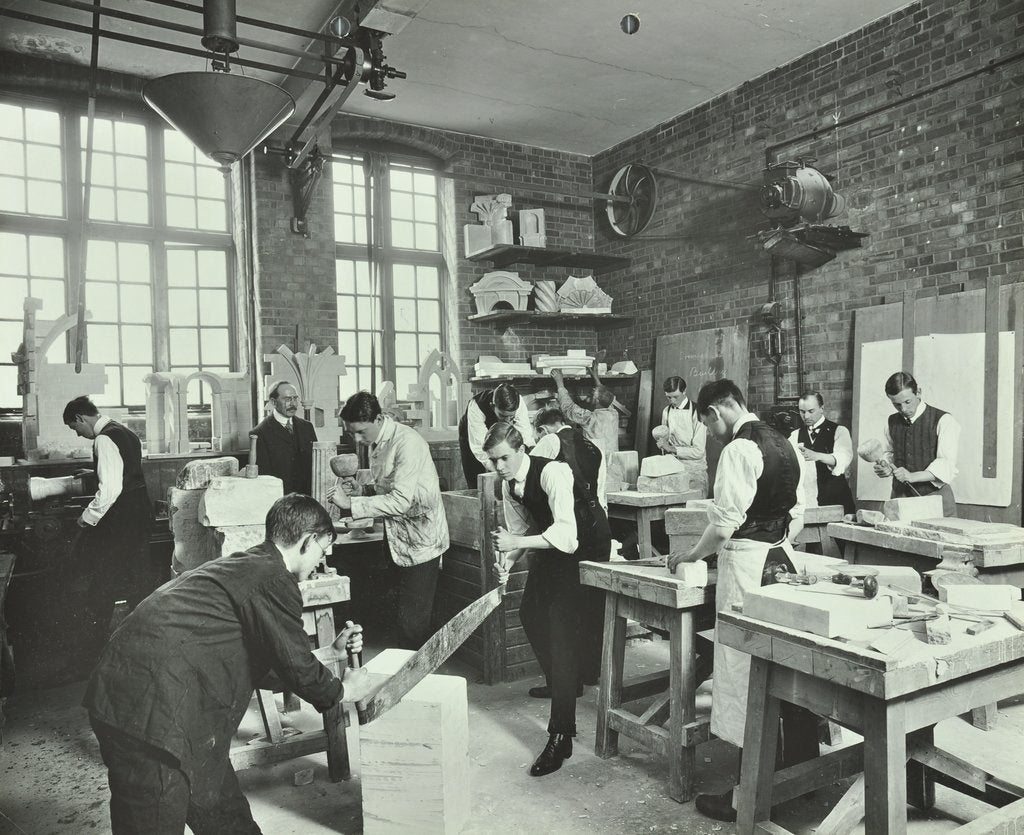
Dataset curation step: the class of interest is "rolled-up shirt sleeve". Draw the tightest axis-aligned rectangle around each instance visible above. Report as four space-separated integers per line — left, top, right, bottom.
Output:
466 400 492 470
831 425 854 476
241 575 342 712
707 439 763 534
537 461 578 553
928 413 960 485
83 434 123 525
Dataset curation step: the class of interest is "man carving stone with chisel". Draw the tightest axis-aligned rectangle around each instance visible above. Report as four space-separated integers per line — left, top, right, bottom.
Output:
487 421 610 777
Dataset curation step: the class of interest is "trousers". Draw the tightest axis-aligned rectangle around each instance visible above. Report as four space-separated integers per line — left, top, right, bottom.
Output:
91 718 261 835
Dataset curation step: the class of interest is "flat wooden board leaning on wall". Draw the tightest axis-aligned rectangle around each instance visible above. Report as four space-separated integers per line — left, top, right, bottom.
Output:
852 282 1024 524
653 325 749 490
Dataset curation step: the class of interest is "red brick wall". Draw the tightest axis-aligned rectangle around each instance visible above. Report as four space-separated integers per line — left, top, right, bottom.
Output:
592 0 1024 421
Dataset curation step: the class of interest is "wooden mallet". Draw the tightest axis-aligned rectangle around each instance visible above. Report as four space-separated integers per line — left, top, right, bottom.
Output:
858 438 920 496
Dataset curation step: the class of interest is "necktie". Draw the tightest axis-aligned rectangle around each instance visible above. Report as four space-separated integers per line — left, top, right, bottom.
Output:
809 428 818 443
904 417 913 427
286 420 294 434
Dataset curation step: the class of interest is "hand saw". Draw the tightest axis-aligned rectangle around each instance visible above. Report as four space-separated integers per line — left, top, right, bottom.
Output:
356 584 504 725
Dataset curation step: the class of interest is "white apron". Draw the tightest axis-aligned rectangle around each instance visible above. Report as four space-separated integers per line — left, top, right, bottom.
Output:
710 536 796 747
665 406 709 498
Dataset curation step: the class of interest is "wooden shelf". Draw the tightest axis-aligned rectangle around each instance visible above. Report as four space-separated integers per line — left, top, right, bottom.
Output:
468 310 633 328
467 244 629 272
470 373 638 384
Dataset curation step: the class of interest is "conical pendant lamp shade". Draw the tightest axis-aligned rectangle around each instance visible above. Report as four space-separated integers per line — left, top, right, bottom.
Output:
144 72 294 173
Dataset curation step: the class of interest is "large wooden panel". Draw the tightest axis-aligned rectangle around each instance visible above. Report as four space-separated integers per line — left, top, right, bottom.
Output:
852 284 1023 523
653 325 749 491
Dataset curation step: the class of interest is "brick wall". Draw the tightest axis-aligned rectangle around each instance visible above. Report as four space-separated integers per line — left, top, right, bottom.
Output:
592 0 1024 422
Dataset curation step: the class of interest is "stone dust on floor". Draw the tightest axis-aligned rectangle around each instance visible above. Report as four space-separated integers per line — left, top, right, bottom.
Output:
1 638 1022 834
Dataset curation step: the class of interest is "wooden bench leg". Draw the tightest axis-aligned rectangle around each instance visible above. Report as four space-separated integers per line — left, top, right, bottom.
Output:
863 697 907 834
969 703 998 731
324 701 351 782
907 727 936 811
596 594 626 759
637 509 655 559
736 657 781 831
668 608 697 802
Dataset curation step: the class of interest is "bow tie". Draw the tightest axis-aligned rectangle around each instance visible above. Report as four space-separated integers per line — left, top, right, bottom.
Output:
903 417 913 426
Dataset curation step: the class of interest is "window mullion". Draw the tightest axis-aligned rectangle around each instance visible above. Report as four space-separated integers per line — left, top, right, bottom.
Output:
150 127 171 372
65 102 85 366
375 165 396 381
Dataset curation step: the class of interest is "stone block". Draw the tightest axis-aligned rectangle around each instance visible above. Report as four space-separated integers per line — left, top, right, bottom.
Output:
168 487 217 574
637 473 691 494
640 454 686 478
199 475 283 527
212 525 266 558
608 451 638 489
881 495 944 522
938 584 1018 611
176 456 240 489
664 507 708 535
361 649 469 835
672 560 708 586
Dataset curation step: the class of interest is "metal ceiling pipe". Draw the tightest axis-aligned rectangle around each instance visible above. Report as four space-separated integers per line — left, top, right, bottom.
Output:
202 0 238 54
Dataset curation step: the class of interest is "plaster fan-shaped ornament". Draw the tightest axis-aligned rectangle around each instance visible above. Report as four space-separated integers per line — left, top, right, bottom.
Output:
557 275 613 313
605 162 657 237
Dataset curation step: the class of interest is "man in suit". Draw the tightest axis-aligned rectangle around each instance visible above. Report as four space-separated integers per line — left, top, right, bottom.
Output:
789 390 855 513
669 380 818 822
252 381 317 495
489 421 610 777
64 395 154 663
458 383 534 488
874 371 960 516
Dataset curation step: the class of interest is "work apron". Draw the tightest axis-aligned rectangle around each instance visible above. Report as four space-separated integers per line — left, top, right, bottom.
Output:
710 535 796 747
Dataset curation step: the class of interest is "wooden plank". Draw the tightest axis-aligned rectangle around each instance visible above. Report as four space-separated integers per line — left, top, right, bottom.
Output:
634 369 653 459
356 588 503 724
952 796 1024 834
771 743 865 806
607 489 698 507
983 276 1000 477
816 775 865 835
736 657 780 830
579 560 710 609
902 288 916 372
914 743 1024 806
606 707 669 754
620 669 671 703
863 696 907 833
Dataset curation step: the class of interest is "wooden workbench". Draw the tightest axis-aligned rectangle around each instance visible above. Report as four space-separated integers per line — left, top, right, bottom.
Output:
792 504 844 557
606 488 701 559
720 607 1024 834
828 521 1024 587
581 559 715 802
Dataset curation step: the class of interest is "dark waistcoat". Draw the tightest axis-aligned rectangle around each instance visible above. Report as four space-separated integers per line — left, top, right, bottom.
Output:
731 420 800 543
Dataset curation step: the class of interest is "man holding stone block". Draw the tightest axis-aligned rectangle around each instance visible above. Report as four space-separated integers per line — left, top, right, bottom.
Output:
330 391 450 650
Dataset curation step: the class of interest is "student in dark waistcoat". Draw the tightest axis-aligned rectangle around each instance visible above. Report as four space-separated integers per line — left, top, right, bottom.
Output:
533 408 609 686
64 396 154 666
874 371 960 517
487 421 611 778
457 383 535 488
789 390 855 513
251 381 317 495
668 380 819 822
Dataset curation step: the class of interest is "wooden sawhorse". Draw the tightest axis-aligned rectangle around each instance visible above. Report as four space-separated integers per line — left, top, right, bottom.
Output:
230 570 353 781
581 559 713 802
720 608 1024 834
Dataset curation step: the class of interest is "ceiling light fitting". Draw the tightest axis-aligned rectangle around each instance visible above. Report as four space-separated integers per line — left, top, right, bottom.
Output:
143 0 294 174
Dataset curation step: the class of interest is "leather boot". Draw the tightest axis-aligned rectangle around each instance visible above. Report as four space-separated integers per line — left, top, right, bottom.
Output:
529 733 572 776
694 789 737 823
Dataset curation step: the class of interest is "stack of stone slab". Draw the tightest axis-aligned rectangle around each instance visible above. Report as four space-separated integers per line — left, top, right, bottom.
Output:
637 454 690 493
169 456 283 575
664 506 709 557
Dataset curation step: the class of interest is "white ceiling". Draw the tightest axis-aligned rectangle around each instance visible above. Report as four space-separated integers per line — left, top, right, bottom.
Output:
1 0 917 155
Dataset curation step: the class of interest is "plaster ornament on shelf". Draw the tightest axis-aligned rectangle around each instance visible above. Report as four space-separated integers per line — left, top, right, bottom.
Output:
533 280 559 312
464 193 514 257
263 343 347 444
557 275 613 314
534 350 595 376
145 370 251 456
469 270 533 315
474 355 535 378
402 350 473 441
518 208 547 248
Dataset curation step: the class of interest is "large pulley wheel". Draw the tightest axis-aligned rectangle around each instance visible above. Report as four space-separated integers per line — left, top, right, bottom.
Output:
605 163 657 237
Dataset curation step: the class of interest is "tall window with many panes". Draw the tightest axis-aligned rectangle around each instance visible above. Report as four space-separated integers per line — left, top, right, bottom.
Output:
333 153 444 398
0 96 234 416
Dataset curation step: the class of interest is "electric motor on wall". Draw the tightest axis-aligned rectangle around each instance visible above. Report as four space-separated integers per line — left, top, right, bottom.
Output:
760 160 846 225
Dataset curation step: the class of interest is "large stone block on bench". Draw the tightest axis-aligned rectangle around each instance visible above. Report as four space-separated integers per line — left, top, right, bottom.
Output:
168 487 217 575
212 525 265 558
176 455 239 489
198 475 283 527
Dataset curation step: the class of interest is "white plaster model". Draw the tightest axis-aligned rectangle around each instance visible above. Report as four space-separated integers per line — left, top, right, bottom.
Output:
263 343 347 444
557 274 613 313
464 193 514 257
533 280 559 312
518 208 547 247
403 350 472 441
469 270 532 315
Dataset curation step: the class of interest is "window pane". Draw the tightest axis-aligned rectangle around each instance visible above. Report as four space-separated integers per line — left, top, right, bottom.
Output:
26 144 60 179
418 333 440 358
87 282 119 321
33 279 66 315
395 332 417 361
90 118 113 151
0 104 23 139
90 186 116 221
395 366 417 395
170 328 199 365
0 178 25 213
337 332 356 364
167 249 197 286
87 240 117 279
417 299 440 332
390 169 412 192
391 191 413 220
90 152 115 185
25 108 59 144
391 219 414 248
169 288 198 325
0 276 28 300
198 289 228 325
122 325 153 363
197 250 226 286
416 266 440 298
116 189 149 224
414 223 437 250
116 155 148 190
200 328 229 365
0 140 24 176
27 181 63 216
414 194 437 224
94 367 122 407
197 199 226 231
0 232 28 274
195 169 224 200
166 195 196 228
122 367 151 407
119 283 151 323
392 263 415 295
336 259 355 293
337 298 355 330
119 242 150 283
164 130 194 162
114 121 147 156
165 162 195 195
89 324 121 363
393 297 416 330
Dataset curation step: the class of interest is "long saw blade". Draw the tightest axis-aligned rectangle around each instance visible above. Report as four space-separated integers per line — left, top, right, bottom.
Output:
356 586 503 724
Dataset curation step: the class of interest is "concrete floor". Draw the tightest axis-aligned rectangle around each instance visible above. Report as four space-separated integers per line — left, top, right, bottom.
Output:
1 637 1022 834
